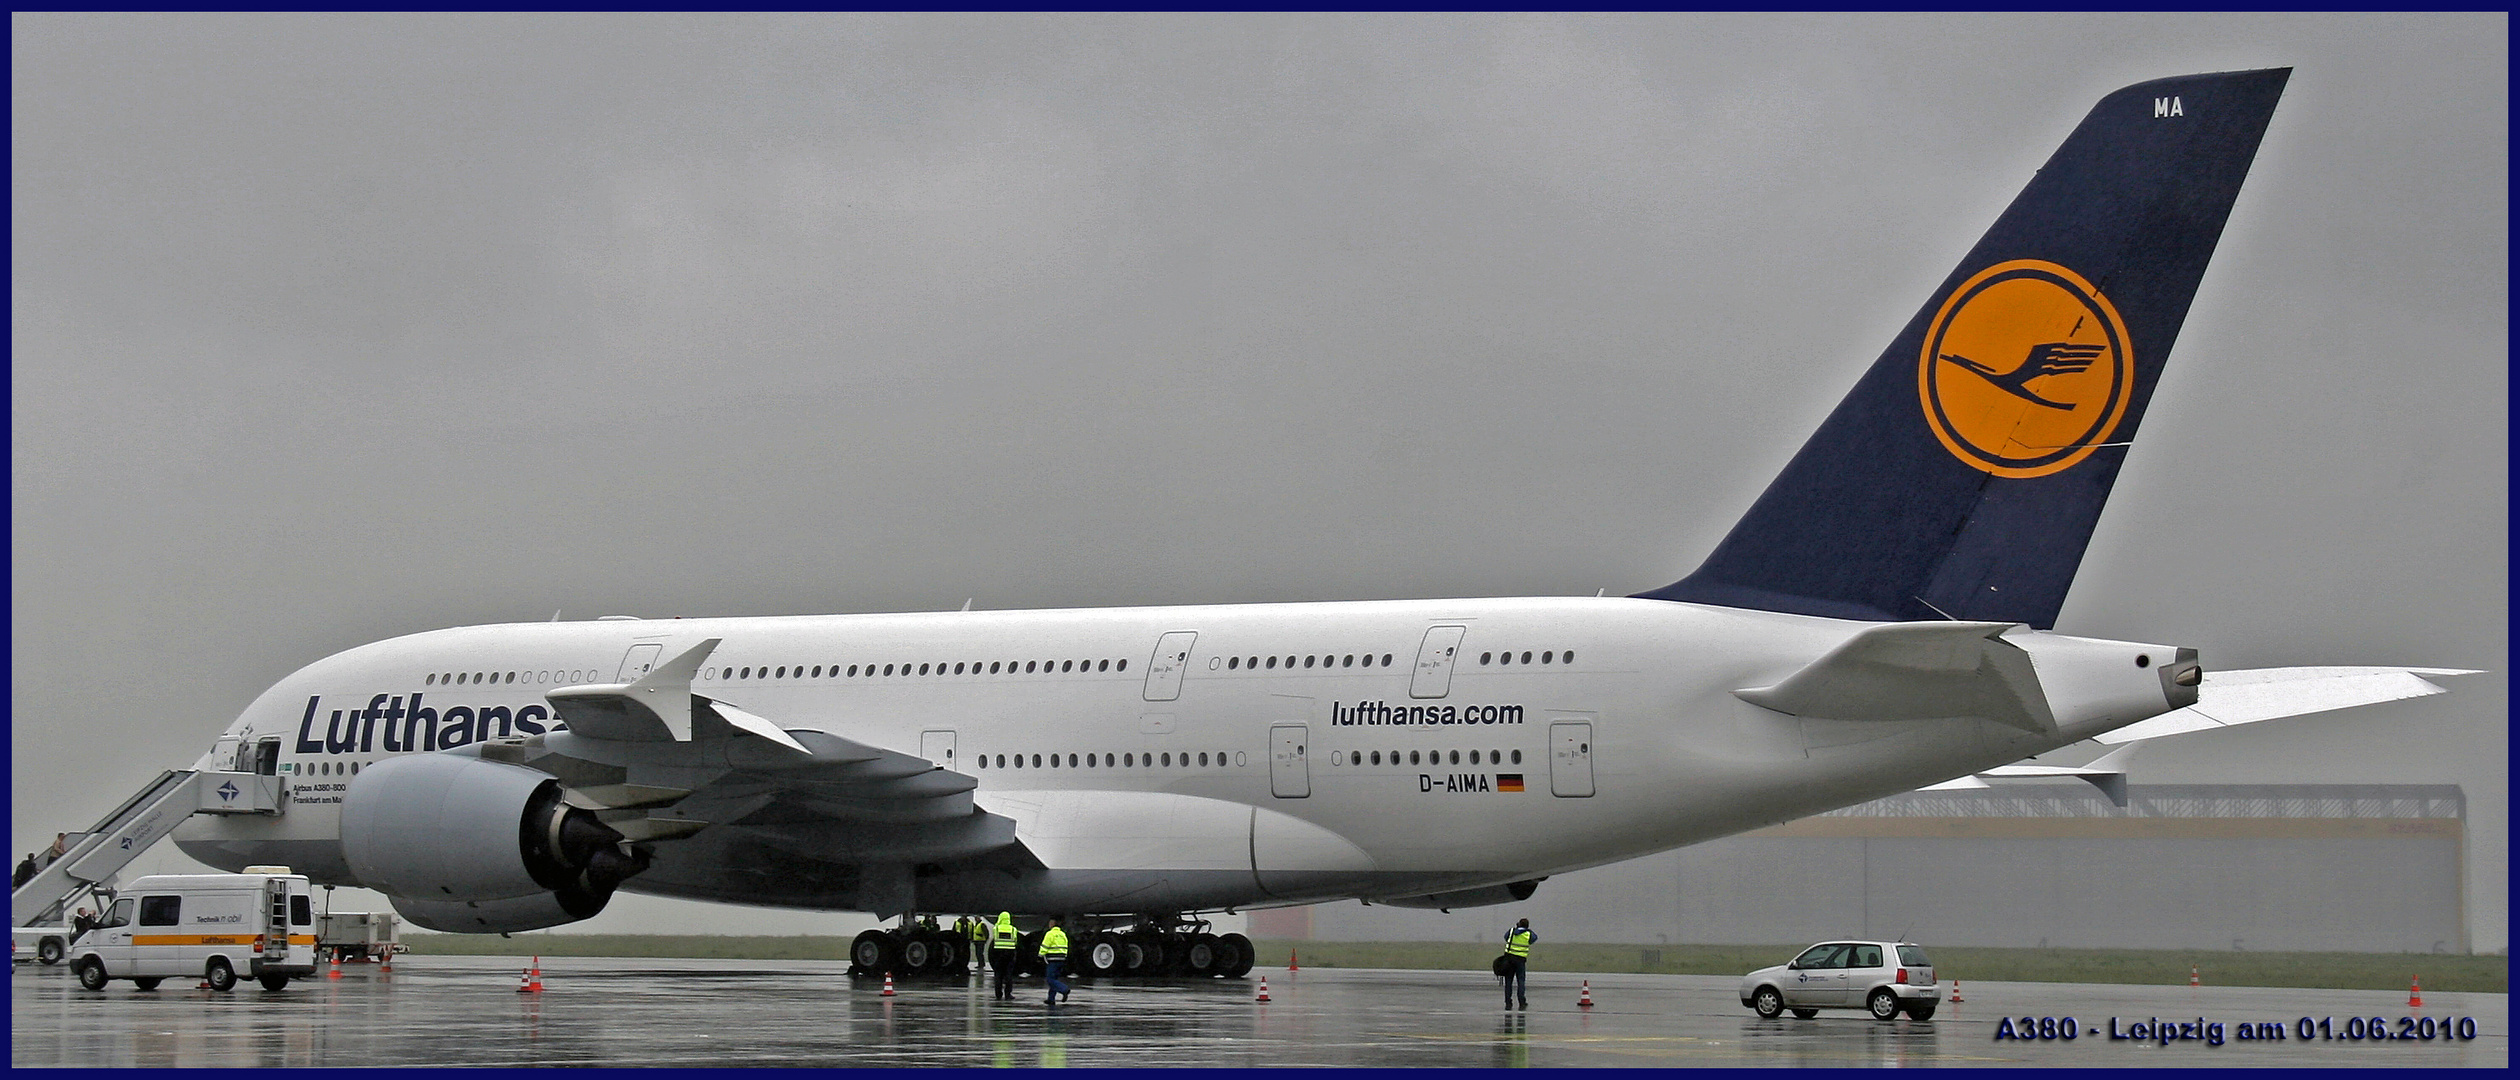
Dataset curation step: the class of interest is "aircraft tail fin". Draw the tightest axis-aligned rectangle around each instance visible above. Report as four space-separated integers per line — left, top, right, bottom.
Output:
1640 69 2290 628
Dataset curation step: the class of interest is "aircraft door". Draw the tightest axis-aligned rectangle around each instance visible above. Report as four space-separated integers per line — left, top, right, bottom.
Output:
920 729 959 772
1270 725 1310 798
1143 631 1198 702
1549 721 1594 797
617 643 664 682
253 738 281 776
1409 626 1467 699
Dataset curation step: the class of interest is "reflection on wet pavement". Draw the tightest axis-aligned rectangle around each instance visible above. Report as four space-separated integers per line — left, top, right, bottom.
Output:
13 957 2505 1067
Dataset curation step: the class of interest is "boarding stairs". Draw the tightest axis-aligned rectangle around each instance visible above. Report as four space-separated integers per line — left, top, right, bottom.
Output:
13 768 284 927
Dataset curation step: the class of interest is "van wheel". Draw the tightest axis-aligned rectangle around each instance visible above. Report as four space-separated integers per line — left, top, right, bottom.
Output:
260 973 291 991
74 957 108 991
1867 988 1900 1021
1752 986 1785 1018
37 938 64 965
1792 1008 1819 1019
206 958 237 993
132 977 162 991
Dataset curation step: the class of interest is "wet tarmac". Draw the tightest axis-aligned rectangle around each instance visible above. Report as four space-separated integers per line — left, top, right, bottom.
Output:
13 955 2506 1068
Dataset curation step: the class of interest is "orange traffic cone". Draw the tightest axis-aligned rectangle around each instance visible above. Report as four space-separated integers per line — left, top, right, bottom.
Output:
2409 977 2423 1008
527 957 544 993
2188 965 2199 989
882 972 896 997
380 951 393 974
1577 980 1595 1008
517 967 536 993
328 954 343 979
1948 980 1964 1003
1256 975 1271 1002
1288 949 1299 972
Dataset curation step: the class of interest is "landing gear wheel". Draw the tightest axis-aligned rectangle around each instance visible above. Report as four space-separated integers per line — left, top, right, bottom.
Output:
1218 933 1255 979
1083 937 1119 977
1904 1002 1937 1021
851 929 900 976
1867 988 1901 1021
1752 986 1785 1019
1184 935 1218 976
74 957 107 991
205 958 237 993
260 972 291 991
37 938 64 965
901 937 934 971
1118 940 1148 975
1792 1008 1819 1019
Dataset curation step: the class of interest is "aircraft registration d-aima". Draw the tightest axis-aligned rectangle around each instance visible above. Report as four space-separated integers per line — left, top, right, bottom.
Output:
175 69 2472 974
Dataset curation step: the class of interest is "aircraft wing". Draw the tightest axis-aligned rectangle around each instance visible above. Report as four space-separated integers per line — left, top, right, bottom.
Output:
2089 666 2479 745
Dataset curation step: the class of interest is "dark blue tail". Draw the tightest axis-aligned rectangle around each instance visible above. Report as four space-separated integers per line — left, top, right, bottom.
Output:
1640 69 2289 629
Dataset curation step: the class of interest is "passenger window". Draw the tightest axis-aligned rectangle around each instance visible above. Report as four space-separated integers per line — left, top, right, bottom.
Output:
291 895 312 925
1349 751 1361 765
1408 751 1420 765
1794 944 1837 969
1511 749 1522 764
1448 750 1459 765
1117 659 1126 671
1304 656 1315 668
1371 751 1381 765
1265 656 1277 669
1851 945 1882 968
1563 651 1574 664
1541 651 1552 664
1520 652 1532 664
1480 652 1492 665
1161 753 1172 766
1228 657 1240 669
139 896 182 926
996 755 1006 768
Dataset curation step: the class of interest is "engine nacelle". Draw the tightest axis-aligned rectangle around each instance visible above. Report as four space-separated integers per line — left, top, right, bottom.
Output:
1376 878 1542 910
340 754 644 919
391 891 610 934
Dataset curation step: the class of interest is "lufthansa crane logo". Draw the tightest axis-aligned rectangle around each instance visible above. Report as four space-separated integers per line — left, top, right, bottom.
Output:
1918 260 2133 478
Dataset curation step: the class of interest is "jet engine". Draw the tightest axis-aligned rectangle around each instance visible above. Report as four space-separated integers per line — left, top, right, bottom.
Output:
1376 878 1542 910
340 754 646 925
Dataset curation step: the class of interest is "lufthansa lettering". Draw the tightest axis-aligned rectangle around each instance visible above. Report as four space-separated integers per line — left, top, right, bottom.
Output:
1331 700 1524 727
292 693 548 756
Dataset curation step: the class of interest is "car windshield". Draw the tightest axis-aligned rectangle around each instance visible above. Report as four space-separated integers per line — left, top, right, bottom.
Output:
1897 945 1931 967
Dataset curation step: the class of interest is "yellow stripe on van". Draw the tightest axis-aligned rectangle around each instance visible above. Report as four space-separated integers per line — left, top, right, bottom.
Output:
131 934 262 947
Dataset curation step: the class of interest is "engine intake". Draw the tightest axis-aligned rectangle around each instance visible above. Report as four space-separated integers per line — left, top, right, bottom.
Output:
341 754 646 921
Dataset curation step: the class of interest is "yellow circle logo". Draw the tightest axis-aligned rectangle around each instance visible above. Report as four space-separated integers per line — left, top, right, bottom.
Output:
1917 260 2133 478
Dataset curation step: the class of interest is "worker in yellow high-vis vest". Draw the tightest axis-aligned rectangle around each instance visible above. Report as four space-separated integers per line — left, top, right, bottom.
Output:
1039 917 1071 1006
990 911 1020 1000
966 915 989 973
1502 918 1535 1009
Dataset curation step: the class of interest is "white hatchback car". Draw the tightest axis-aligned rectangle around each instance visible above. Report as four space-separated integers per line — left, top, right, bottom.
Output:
1740 940 1938 1021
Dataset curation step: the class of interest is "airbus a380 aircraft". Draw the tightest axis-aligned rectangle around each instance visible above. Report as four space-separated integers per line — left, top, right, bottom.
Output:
172 68 2471 974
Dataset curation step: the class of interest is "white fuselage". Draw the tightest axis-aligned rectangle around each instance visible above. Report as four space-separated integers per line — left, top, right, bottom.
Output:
176 596 2174 914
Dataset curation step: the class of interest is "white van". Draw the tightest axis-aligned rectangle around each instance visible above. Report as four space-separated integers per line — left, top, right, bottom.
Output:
70 870 318 992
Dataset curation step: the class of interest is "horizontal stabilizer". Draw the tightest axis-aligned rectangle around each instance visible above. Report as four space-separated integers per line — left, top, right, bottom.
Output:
1735 620 2053 732
1920 742 2138 805
2091 666 2479 744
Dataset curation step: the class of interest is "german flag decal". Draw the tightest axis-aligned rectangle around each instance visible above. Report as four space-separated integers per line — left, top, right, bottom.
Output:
1497 774 1525 793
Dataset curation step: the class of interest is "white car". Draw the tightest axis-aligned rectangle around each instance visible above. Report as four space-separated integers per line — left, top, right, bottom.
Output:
1740 940 1938 1021
14 924 75 966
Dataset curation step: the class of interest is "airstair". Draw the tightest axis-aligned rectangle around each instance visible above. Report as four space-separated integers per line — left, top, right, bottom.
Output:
13 768 284 926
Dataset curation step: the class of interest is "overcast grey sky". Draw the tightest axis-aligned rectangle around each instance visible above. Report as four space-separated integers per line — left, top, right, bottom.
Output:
14 14 2506 948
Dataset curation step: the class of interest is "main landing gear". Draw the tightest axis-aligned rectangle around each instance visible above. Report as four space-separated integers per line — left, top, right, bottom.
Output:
846 915 1255 981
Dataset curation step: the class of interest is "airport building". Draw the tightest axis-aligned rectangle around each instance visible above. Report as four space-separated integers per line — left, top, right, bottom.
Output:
1250 784 2470 955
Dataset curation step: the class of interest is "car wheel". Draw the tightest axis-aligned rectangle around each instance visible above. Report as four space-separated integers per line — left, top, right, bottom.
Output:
1867 988 1900 1021
1752 986 1785 1018
37 938 64 965
74 957 108 991
1904 1002 1937 1021
206 958 237 993
1792 1008 1820 1019
260 972 291 991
